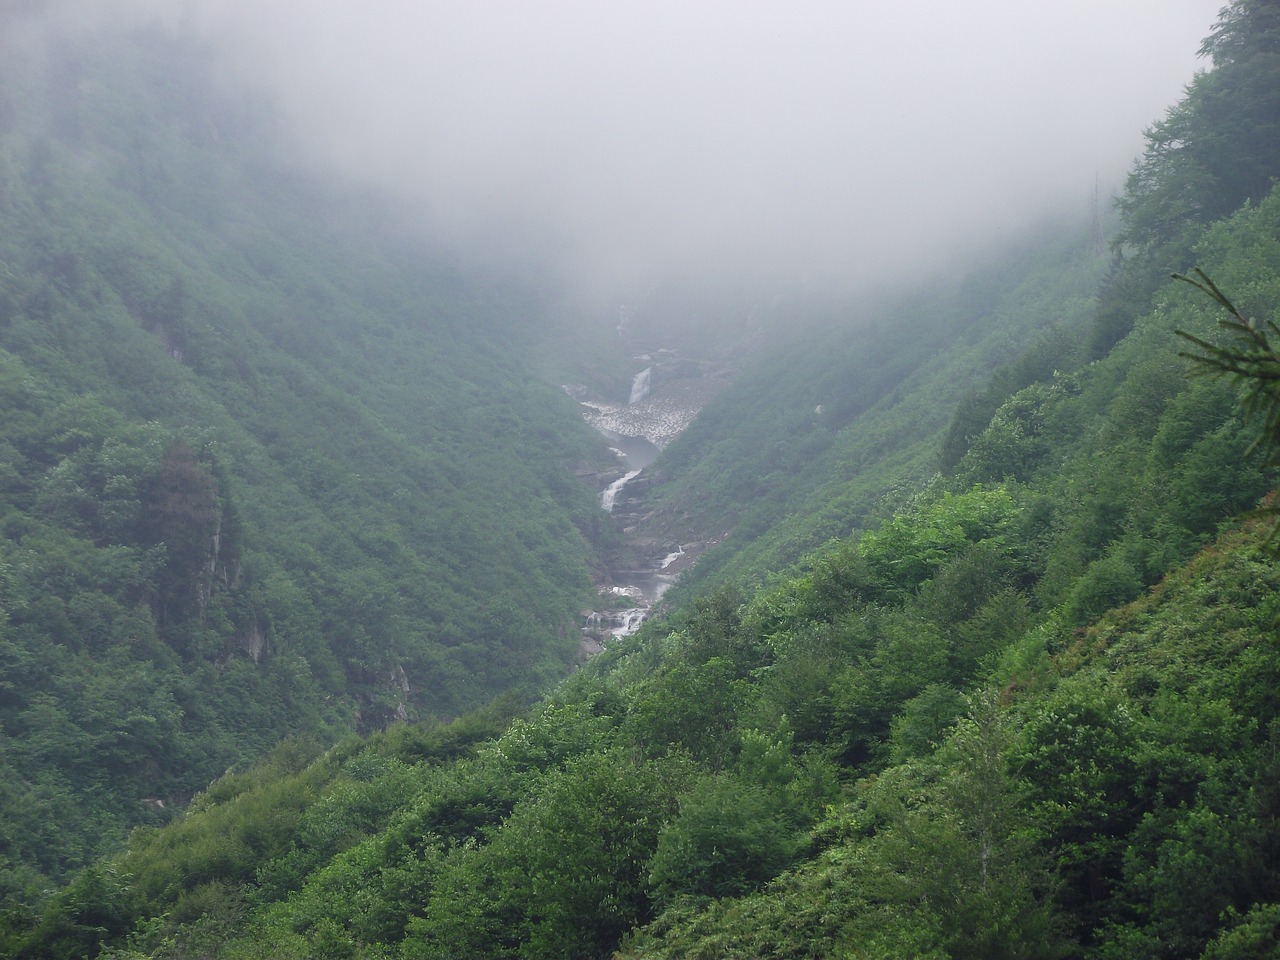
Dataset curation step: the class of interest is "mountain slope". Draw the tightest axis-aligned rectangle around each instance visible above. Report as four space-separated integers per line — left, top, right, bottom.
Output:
19 232 1276 953
0 11 616 896
7 4 1280 959
643 220 1108 599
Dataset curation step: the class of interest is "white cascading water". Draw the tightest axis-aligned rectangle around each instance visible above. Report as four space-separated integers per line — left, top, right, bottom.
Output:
601 469 642 513
629 367 652 404
611 608 648 636
584 370 675 642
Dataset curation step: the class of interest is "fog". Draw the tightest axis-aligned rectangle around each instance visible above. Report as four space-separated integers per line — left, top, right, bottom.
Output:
100 2 1221 294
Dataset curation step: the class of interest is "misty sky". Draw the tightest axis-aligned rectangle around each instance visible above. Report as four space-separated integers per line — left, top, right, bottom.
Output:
118 1 1222 293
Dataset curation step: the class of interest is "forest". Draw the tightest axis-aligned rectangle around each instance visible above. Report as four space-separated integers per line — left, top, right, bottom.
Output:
0 7 622 905
4 1 1280 958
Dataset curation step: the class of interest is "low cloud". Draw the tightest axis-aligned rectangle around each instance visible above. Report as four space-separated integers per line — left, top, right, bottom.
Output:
106 2 1220 293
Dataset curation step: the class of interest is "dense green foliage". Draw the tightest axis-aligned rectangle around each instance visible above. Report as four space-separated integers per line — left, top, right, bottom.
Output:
15 476 1276 958
14 173 1280 953
645 222 1108 601
8 3 1280 959
1117 0 1280 263
0 12 619 902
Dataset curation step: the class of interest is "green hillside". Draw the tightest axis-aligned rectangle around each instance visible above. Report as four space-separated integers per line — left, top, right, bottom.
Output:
0 12 620 898
6 2 1280 959
641 0 1280 604
645 218 1109 600
12 208 1277 954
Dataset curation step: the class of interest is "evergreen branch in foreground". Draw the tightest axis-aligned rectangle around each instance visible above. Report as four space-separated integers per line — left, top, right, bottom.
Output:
1175 267 1280 548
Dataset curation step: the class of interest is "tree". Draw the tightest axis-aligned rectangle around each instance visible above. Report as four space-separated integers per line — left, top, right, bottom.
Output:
1116 1 1280 263
648 772 803 906
1200 903 1280 960
1175 267 1280 544
407 750 681 960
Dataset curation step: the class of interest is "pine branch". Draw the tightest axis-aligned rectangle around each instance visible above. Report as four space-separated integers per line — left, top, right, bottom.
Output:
1174 268 1280 549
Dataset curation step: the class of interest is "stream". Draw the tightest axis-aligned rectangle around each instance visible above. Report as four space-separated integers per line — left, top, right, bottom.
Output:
581 447 679 649
571 358 727 654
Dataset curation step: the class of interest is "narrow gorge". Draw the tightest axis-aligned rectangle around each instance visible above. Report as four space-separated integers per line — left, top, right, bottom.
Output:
571 354 730 652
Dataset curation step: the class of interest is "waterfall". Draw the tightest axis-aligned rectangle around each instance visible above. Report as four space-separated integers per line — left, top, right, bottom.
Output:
582 605 649 642
660 545 685 569
611 608 648 636
629 367 652 404
601 469 642 513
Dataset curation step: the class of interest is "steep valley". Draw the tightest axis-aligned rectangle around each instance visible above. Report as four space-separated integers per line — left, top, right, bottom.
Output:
7 4 1280 960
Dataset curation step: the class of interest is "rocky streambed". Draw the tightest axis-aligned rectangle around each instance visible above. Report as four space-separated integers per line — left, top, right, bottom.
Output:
571 355 730 652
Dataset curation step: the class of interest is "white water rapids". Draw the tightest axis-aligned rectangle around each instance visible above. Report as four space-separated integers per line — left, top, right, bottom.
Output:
591 466 666 641
573 349 722 651
600 469 642 514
